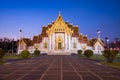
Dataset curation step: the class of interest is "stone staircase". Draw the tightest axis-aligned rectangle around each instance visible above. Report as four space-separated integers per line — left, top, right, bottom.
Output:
47 50 71 55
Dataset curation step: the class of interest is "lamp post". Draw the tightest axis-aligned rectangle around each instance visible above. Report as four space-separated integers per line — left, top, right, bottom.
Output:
107 38 109 49
113 41 116 50
18 29 22 54
12 39 14 54
105 37 109 49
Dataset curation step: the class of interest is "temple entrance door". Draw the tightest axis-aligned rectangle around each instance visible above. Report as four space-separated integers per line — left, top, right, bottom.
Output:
58 42 62 49
55 36 64 50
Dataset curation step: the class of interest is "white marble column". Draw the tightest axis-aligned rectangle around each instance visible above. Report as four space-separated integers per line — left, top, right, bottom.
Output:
53 33 55 50
65 33 67 51
51 34 52 49
49 35 51 50
67 34 69 50
51 33 55 50
69 35 71 50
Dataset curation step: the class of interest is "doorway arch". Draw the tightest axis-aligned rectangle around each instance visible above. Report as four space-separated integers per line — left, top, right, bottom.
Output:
55 36 64 50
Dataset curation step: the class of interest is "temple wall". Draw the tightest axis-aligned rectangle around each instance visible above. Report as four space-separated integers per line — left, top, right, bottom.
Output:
17 14 104 55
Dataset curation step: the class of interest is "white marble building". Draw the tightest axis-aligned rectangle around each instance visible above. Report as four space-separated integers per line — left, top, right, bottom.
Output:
18 13 104 55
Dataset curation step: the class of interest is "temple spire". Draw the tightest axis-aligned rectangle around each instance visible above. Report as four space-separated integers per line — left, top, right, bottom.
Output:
58 11 61 16
97 29 101 40
55 11 64 22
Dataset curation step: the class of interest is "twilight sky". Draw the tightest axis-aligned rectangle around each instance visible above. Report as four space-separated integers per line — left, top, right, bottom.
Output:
0 0 120 41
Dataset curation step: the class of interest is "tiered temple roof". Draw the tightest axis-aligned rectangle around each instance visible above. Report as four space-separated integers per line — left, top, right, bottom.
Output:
22 14 89 46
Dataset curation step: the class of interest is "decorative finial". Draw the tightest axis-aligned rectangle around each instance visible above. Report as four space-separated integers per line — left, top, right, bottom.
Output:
97 29 101 39
59 11 61 16
19 29 22 33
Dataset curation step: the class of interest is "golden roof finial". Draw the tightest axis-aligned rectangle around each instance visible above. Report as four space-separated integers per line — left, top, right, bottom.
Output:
59 11 61 16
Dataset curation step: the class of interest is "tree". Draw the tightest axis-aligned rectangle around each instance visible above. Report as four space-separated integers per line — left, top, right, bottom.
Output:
0 48 6 62
0 38 17 53
84 50 93 58
34 49 40 56
20 50 30 58
103 49 119 63
77 50 82 55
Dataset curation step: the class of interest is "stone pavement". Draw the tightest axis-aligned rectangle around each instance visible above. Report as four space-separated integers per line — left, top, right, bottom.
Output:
0 55 120 80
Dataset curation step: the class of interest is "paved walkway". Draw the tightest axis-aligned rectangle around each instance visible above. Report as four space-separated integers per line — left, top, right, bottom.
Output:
0 55 120 80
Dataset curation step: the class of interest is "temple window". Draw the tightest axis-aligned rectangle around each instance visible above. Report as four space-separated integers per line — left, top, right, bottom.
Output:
44 42 48 48
73 42 76 48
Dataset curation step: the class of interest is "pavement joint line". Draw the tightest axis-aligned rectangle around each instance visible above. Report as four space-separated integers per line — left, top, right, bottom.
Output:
78 61 103 80
2 62 32 79
8 58 41 79
61 55 63 80
39 57 56 80
1 55 120 80
67 56 83 80
18 63 42 80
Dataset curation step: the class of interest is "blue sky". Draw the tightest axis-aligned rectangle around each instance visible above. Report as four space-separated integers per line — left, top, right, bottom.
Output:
0 0 120 41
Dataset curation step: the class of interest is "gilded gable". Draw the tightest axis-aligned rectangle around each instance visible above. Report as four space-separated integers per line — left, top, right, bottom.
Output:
46 14 73 36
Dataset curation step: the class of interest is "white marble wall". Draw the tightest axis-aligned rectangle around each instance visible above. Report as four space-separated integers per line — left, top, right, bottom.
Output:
17 43 27 54
71 37 79 50
94 41 104 55
18 33 104 55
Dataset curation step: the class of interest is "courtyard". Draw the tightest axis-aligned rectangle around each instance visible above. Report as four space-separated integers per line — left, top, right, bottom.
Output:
0 55 120 80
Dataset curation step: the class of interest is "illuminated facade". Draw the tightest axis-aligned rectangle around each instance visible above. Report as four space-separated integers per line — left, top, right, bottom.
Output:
18 13 104 55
